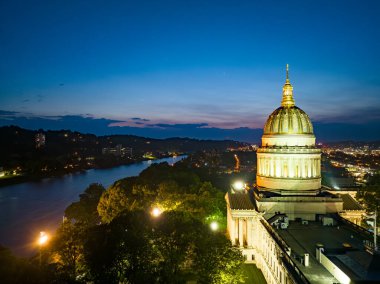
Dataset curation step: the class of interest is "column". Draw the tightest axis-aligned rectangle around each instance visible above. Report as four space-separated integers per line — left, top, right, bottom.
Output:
230 217 236 245
270 158 274 176
239 218 244 247
264 158 267 175
289 157 294 177
235 218 239 244
314 159 318 177
274 158 277 177
258 157 261 175
247 219 252 247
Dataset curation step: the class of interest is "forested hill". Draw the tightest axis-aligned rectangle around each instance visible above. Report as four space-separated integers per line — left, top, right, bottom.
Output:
0 126 246 173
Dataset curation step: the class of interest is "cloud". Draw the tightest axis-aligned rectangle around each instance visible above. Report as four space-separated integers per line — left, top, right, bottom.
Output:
312 106 380 124
0 110 379 142
146 123 209 129
0 110 20 116
131 117 150 121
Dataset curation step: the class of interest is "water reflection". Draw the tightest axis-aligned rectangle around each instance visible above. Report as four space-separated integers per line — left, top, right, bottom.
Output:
0 156 186 256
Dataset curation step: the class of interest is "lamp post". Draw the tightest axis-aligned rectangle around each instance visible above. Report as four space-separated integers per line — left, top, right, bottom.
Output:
151 207 162 218
38 231 48 266
210 221 218 231
231 180 246 193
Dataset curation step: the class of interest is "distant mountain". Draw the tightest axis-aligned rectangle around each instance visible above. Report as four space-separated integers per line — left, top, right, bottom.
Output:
1 112 379 142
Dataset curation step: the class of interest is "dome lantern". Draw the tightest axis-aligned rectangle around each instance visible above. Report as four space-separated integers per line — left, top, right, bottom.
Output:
263 65 314 135
281 64 295 107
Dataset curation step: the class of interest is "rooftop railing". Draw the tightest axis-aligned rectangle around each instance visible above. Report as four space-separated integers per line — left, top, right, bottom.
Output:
260 218 312 284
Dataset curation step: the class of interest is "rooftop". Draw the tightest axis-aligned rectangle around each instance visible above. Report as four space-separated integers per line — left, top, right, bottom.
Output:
227 192 256 210
340 194 363 210
273 219 378 283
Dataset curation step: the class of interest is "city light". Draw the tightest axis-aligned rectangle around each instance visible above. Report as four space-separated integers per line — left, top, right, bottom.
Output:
38 231 49 246
151 207 162 217
210 221 218 231
233 181 244 191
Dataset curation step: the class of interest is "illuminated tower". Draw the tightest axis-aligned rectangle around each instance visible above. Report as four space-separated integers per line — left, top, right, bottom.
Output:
35 132 46 149
256 65 321 195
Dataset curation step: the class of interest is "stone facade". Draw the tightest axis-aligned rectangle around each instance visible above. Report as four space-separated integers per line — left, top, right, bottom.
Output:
225 67 366 284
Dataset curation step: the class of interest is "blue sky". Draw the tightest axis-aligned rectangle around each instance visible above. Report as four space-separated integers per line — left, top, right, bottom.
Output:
0 0 380 140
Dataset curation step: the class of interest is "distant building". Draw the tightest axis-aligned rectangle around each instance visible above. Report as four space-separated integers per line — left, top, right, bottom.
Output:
122 146 133 157
226 67 376 284
35 133 46 148
102 144 132 157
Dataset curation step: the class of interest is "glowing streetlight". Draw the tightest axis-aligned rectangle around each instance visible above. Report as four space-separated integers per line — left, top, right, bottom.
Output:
210 221 219 231
38 231 48 245
38 231 49 266
151 207 162 217
233 181 244 191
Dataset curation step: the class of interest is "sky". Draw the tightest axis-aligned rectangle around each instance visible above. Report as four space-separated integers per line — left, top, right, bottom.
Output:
0 0 380 141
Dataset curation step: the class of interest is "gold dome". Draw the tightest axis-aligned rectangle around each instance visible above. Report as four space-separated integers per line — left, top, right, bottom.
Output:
264 106 314 134
263 65 314 135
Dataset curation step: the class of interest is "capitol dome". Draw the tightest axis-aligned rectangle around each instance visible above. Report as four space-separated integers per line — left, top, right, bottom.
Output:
264 106 313 135
263 66 313 135
257 65 321 193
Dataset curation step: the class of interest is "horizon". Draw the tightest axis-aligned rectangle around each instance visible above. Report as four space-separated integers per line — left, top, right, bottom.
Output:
1 0 380 141
2 124 380 144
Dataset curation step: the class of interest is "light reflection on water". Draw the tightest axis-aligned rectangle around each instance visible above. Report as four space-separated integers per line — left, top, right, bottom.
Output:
0 156 185 256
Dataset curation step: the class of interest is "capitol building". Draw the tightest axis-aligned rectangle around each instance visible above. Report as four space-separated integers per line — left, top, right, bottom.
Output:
226 66 378 284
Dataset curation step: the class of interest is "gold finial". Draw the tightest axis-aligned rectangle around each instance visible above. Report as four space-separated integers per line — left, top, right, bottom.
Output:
281 64 295 107
286 64 289 82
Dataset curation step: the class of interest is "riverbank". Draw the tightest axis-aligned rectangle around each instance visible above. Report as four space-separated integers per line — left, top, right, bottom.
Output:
0 155 187 256
0 154 185 188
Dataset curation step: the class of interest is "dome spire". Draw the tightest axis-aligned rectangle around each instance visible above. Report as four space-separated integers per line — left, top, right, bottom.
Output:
286 63 289 82
281 64 295 107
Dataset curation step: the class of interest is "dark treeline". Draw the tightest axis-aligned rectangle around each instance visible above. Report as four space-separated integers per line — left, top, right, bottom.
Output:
0 158 245 284
0 125 245 183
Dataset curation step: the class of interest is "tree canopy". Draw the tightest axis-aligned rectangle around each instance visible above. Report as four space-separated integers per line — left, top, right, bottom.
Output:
1 160 245 284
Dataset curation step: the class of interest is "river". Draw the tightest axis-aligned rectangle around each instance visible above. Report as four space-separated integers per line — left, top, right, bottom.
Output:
0 156 186 256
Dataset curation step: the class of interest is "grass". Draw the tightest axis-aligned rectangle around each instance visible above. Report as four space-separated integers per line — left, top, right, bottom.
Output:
242 264 267 284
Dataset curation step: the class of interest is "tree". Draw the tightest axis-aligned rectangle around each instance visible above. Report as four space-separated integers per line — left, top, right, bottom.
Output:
65 183 105 225
97 183 131 223
0 245 54 284
84 211 156 284
193 231 244 284
83 210 244 284
51 220 86 281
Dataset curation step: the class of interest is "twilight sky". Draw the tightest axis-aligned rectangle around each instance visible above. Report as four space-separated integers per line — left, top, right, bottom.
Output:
1 0 380 141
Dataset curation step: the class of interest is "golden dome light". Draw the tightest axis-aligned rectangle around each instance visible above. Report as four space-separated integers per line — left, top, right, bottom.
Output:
263 64 314 135
281 64 295 107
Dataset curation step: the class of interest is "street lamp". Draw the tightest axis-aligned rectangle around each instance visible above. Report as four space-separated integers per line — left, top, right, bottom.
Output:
38 231 48 245
38 231 49 266
232 181 245 192
210 221 219 231
151 207 162 217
